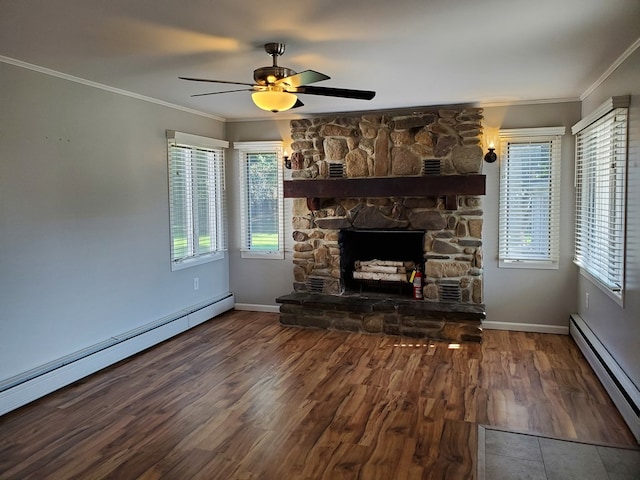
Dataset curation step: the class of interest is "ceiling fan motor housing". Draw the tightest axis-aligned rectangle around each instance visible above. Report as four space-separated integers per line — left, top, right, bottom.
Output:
254 43 296 85
253 66 297 85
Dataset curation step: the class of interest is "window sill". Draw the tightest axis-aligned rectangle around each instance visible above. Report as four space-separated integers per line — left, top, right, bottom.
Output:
241 251 285 260
499 259 559 270
171 252 225 271
578 266 624 307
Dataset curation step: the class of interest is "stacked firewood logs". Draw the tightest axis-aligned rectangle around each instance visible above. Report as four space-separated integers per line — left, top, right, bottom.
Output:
352 260 414 283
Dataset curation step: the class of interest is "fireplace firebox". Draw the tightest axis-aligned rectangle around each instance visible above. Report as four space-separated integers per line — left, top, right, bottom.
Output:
339 229 425 296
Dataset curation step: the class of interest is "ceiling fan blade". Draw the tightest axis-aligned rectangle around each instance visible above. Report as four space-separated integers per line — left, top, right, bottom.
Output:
294 85 376 100
291 98 305 109
275 70 330 88
179 76 255 87
191 88 255 97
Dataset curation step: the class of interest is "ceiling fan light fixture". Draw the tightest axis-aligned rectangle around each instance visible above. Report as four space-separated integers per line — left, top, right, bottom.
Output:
181 43 375 110
251 90 298 112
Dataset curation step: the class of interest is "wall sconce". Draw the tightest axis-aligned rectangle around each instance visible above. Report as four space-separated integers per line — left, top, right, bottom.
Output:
484 142 497 163
283 150 291 169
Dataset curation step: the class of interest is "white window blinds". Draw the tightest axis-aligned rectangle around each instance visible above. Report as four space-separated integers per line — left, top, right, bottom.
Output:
498 128 564 268
236 141 284 258
167 131 228 270
572 97 629 299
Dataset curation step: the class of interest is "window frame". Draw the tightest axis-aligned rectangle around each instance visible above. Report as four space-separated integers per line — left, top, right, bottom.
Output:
571 96 629 305
497 127 565 270
166 130 229 271
235 141 285 260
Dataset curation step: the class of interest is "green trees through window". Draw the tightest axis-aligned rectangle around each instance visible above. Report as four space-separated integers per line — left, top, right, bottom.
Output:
236 141 284 259
167 131 228 270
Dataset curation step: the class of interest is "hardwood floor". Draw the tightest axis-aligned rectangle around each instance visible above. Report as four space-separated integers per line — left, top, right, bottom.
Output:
0 310 636 479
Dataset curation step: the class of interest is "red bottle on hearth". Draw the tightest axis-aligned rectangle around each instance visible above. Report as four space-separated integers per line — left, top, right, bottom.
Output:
413 267 423 299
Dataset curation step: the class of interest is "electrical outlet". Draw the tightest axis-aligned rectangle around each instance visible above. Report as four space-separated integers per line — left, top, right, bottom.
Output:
585 292 589 309
193 277 199 291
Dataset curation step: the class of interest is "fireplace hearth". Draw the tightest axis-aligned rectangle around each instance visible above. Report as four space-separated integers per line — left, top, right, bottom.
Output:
276 292 484 342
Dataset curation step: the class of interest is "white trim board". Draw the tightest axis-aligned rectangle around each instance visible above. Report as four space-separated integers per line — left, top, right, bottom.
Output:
0 56 225 121
482 321 569 335
0 294 235 416
570 314 640 443
581 36 640 101
234 303 281 314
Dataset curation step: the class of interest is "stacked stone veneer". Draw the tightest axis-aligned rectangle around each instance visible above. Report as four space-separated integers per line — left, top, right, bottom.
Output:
279 106 486 342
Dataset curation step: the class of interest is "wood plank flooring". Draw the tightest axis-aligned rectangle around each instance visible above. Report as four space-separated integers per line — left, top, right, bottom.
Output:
0 310 636 479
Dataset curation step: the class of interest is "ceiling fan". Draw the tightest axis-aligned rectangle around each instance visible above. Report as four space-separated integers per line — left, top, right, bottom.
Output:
179 42 376 112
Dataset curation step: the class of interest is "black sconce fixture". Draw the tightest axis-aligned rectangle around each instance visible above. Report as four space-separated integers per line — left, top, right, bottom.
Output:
484 143 497 163
283 151 291 169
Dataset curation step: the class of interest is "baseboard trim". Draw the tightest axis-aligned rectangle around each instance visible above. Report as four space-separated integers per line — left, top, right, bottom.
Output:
0 293 235 417
482 321 569 335
234 303 280 313
232 308 569 332
233 307 569 334
570 314 640 443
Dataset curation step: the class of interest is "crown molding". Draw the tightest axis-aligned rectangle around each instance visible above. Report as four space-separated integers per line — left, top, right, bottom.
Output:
0 56 226 122
580 37 640 101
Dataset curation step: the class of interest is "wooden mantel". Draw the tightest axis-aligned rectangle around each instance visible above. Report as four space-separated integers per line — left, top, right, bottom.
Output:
283 174 486 210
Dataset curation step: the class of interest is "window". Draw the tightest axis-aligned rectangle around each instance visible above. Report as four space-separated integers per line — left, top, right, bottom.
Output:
498 127 564 269
235 141 284 259
572 96 629 303
166 130 228 270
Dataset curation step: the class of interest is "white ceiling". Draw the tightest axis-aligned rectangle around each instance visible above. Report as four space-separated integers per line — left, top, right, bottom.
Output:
1 0 639 121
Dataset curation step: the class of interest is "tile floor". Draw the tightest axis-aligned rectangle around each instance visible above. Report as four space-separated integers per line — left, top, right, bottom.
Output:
477 426 640 480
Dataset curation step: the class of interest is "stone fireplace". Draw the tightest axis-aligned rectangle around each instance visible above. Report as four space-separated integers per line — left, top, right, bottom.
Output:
276 106 486 342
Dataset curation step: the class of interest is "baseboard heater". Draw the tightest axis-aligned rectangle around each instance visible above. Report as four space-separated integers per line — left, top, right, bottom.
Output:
570 313 640 443
0 293 235 416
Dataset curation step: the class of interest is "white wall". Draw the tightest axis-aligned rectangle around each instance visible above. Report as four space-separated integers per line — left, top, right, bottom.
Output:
0 62 230 382
225 119 294 309
576 47 640 391
482 102 581 331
